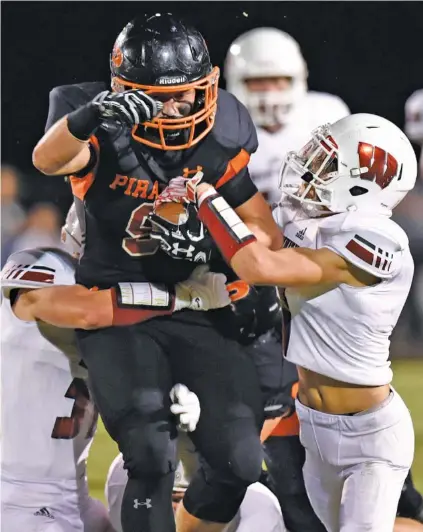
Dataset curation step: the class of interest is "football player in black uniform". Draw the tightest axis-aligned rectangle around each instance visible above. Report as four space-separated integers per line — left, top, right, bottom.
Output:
33 13 282 532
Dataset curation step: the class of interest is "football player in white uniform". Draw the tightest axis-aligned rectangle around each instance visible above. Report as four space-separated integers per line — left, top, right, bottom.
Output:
158 113 417 532
0 209 230 532
405 89 423 174
105 433 287 532
224 27 350 204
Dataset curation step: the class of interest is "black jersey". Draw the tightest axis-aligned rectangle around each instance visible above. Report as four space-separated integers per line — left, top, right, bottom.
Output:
46 82 258 287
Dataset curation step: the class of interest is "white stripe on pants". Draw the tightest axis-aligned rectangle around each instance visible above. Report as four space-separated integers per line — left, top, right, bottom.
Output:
295 389 414 532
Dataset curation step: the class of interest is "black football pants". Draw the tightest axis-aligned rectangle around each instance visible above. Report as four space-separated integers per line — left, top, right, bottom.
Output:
76 312 264 532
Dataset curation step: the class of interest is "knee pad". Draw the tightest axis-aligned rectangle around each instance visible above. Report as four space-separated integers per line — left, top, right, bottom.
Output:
118 419 177 478
226 422 263 485
183 466 248 523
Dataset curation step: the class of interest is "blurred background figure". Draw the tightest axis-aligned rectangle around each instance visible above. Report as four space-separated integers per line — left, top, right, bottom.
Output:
9 202 63 255
1 165 26 264
224 28 350 204
392 90 423 354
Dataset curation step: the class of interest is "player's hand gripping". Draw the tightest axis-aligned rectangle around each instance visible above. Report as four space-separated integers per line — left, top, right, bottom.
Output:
92 89 163 127
154 171 207 210
175 265 231 311
170 384 201 432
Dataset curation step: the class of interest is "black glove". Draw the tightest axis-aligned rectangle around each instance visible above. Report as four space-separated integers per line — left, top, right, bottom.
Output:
263 390 296 420
92 89 163 128
149 203 214 263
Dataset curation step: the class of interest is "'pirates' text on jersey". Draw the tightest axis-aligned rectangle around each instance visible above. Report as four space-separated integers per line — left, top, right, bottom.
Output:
46 82 259 287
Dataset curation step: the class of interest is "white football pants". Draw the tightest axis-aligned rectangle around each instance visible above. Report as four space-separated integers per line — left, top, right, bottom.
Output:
296 388 414 532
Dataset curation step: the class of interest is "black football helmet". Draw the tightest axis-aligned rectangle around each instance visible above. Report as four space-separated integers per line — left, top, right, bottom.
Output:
110 13 219 150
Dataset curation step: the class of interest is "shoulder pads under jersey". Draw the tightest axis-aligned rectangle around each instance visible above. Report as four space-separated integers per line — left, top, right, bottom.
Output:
1 247 76 297
213 89 258 155
319 212 409 279
272 196 308 229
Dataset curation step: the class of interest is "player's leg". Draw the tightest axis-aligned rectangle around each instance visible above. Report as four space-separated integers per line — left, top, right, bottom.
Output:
395 517 423 531
263 435 327 532
225 482 287 532
398 472 423 523
340 461 410 532
168 323 264 531
338 390 414 532
76 325 177 532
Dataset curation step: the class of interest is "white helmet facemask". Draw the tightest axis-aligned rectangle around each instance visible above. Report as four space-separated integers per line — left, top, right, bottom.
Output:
279 114 418 218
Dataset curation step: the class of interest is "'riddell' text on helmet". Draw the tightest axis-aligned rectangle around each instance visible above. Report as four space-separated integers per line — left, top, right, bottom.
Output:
110 13 219 150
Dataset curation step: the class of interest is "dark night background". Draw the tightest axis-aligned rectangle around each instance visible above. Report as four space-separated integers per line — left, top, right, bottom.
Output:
1 1 423 209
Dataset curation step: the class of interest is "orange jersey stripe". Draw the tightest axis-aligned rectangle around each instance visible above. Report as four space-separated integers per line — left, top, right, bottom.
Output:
215 148 250 189
261 382 300 442
70 135 100 200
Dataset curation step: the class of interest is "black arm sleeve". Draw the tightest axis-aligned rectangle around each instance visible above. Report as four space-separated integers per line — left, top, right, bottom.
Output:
43 82 106 176
44 82 107 132
217 167 258 209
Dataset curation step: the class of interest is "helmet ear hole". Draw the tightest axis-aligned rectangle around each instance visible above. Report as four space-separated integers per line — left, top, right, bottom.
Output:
349 186 368 197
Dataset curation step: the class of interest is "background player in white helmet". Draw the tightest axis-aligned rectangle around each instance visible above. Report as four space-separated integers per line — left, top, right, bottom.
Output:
405 89 423 174
0 206 230 531
224 27 350 204
105 432 287 532
158 113 417 531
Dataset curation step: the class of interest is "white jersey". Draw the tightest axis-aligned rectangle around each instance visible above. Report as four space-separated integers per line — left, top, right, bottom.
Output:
276 201 414 386
249 91 350 204
0 248 110 532
1 298 96 485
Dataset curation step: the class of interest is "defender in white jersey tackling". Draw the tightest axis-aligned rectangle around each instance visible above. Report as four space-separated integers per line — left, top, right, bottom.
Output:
153 113 417 531
0 208 230 532
225 27 350 204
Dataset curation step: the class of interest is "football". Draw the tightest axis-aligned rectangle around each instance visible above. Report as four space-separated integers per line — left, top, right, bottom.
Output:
154 201 188 225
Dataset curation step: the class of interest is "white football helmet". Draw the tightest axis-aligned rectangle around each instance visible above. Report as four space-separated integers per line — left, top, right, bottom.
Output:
405 89 423 144
61 203 83 258
224 28 307 127
280 113 418 216
1 248 76 298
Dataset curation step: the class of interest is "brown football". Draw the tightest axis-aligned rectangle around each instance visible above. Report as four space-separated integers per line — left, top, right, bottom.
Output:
154 202 188 225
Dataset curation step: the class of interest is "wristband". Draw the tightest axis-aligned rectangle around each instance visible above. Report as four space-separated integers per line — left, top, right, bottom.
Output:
67 103 101 141
111 282 175 326
197 192 257 263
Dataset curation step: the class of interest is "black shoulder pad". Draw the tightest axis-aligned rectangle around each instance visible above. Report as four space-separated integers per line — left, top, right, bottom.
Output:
212 89 258 155
45 81 107 132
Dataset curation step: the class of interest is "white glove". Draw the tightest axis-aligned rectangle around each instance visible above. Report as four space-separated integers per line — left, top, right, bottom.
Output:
170 384 201 432
174 265 231 311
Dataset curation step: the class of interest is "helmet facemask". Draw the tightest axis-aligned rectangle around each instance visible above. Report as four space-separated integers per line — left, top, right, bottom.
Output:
243 77 306 128
111 67 220 151
280 125 341 217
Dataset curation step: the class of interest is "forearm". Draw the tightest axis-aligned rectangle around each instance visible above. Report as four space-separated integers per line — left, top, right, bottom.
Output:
196 187 329 287
22 284 177 330
32 117 90 175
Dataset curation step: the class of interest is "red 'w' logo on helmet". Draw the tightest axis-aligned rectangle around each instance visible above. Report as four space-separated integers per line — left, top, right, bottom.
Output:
358 142 398 189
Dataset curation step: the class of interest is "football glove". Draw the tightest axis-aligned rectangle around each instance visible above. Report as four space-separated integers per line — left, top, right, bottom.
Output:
175 265 230 311
149 202 214 263
92 89 163 127
170 384 201 432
